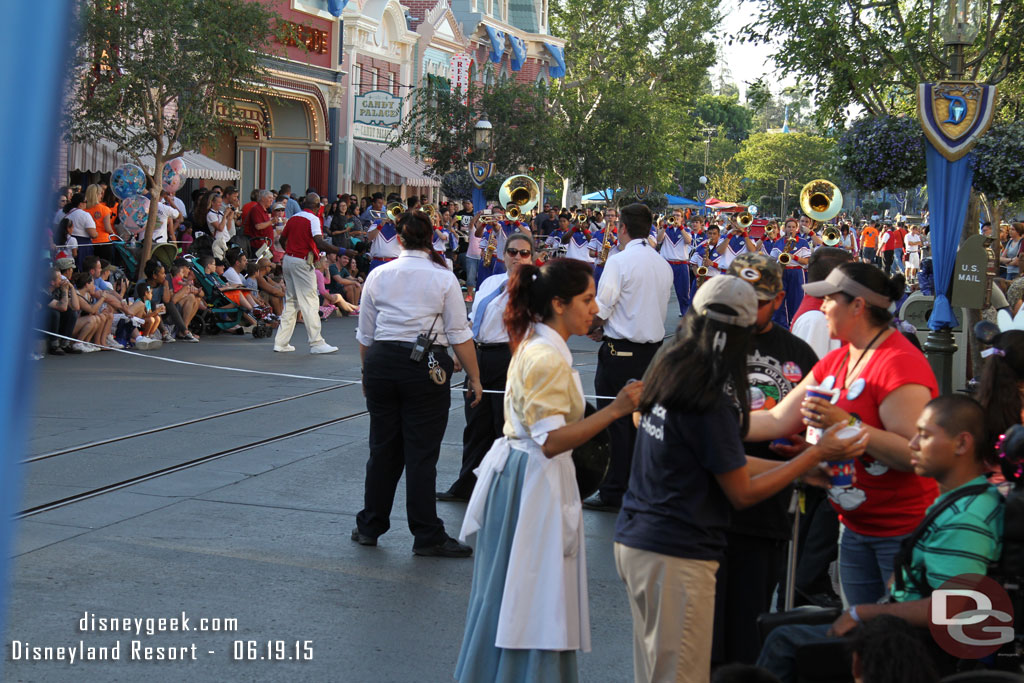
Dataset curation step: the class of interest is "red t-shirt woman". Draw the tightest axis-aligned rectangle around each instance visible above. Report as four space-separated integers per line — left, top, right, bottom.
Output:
748 262 935 606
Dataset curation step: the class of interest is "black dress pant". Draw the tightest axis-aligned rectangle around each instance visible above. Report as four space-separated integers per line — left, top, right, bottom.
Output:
795 488 840 605
594 338 662 504
712 532 788 666
356 342 454 548
46 307 78 346
448 344 511 497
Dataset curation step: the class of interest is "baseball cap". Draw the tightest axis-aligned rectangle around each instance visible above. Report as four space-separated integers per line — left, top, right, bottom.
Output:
727 253 782 301
802 268 892 308
55 257 75 271
271 202 286 211
691 275 757 327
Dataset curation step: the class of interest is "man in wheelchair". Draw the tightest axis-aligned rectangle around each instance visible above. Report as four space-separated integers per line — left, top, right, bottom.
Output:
756 395 1009 682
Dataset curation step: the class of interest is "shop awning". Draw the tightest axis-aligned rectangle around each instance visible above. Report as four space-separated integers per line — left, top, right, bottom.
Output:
352 141 439 188
67 139 240 181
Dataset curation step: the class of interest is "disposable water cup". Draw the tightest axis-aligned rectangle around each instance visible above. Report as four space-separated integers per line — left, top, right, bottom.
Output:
827 425 863 488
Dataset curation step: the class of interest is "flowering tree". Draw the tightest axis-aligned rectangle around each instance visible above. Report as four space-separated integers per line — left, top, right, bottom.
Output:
835 116 927 192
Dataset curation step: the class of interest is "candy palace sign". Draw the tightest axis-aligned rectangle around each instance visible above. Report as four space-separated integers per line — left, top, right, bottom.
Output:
354 90 403 128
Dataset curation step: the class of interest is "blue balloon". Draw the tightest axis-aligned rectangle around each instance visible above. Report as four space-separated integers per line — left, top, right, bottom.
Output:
111 164 147 200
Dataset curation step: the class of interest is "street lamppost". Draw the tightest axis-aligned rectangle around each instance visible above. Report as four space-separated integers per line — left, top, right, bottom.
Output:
474 112 493 156
469 113 495 212
921 0 981 395
942 0 980 80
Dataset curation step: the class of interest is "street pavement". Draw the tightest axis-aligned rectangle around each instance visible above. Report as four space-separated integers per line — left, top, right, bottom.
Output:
4 307 683 682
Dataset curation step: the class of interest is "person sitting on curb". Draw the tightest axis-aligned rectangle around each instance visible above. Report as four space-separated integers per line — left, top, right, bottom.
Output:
756 394 1005 682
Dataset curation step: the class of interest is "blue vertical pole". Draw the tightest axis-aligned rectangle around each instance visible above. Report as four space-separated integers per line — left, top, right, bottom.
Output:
0 2 73 667
472 186 487 213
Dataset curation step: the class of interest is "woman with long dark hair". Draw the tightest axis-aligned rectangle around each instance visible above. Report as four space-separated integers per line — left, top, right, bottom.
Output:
976 329 1024 462
353 210 483 558
614 275 867 683
455 258 643 683
747 262 938 607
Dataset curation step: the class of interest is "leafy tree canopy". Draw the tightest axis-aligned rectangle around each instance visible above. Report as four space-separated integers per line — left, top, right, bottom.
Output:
733 131 835 204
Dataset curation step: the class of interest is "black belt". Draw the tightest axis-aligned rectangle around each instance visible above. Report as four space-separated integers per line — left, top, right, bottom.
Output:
602 337 662 348
378 340 448 351
476 341 509 350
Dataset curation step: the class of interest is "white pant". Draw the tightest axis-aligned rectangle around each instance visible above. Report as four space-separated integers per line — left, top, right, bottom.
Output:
275 255 325 347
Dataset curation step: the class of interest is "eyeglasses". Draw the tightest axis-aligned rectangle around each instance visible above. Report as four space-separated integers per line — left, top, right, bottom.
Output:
505 248 532 257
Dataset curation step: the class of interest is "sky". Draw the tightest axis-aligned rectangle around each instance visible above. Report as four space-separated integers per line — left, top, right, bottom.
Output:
715 0 796 101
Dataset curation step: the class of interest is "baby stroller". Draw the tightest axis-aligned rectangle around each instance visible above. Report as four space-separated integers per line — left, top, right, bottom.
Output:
183 255 272 339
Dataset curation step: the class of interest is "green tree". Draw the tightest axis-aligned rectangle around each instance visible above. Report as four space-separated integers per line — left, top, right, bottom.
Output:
742 0 1024 126
68 0 287 270
546 0 721 201
396 78 552 180
693 95 753 142
733 131 835 211
706 160 745 202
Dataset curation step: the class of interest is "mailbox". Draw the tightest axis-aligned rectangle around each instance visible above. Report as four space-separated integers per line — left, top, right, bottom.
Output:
900 292 967 392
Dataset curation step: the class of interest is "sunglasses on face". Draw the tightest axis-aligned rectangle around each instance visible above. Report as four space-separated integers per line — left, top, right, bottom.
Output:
505 248 532 257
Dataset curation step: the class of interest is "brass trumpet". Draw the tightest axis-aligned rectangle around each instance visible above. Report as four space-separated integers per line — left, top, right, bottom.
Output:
506 205 522 221
385 201 405 223
737 204 757 229
574 212 588 225
778 252 793 266
822 227 842 247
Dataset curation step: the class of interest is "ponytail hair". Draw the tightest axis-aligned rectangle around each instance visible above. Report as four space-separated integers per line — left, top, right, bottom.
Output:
397 211 446 268
503 257 594 352
977 329 1024 460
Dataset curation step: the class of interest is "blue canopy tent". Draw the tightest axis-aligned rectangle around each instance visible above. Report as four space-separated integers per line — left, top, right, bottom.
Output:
581 188 617 204
664 194 702 208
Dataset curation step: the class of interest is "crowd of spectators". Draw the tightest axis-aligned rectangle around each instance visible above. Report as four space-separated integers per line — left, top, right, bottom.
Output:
37 182 370 359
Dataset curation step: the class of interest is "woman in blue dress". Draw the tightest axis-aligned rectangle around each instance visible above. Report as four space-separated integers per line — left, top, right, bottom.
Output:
456 257 642 682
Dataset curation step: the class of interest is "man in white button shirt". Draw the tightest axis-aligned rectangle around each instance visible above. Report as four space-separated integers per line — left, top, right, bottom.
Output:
584 203 673 511
437 233 536 502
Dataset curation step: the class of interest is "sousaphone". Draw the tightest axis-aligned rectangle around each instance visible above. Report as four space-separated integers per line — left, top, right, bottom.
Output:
498 175 540 222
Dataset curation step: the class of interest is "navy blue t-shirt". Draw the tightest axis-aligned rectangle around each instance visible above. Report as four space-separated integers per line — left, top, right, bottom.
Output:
614 395 748 560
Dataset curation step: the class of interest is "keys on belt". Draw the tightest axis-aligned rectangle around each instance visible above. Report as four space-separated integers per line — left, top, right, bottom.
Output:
607 341 633 357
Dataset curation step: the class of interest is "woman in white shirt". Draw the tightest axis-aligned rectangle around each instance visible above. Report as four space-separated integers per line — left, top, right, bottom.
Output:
352 211 483 558
1001 222 1023 280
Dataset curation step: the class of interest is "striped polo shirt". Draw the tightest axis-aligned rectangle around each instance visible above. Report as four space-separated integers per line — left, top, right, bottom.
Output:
892 475 1004 602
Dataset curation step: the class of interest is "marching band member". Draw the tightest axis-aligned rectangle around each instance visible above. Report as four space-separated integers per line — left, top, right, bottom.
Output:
584 203 673 511
563 215 594 264
353 210 483 558
433 221 456 270
715 216 758 270
455 258 643 683
474 207 511 285
437 233 536 502
689 224 726 299
503 202 532 237
588 207 620 287
365 203 402 272
770 217 812 327
799 214 823 249
656 209 693 316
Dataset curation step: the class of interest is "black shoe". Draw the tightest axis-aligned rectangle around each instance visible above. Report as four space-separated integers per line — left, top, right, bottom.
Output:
63 343 82 355
582 494 621 512
413 536 472 558
435 489 469 502
48 345 66 356
350 527 377 546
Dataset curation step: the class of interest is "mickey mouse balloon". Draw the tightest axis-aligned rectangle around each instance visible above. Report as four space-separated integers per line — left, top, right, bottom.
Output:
111 164 147 200
162 157 187 193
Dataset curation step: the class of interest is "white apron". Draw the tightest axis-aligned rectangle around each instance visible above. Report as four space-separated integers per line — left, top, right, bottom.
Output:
459 324 590 652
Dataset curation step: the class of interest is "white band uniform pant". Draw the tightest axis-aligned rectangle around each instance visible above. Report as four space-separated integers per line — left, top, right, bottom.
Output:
275 254 325 348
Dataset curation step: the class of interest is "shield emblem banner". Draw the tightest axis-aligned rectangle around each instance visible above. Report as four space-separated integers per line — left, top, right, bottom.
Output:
917 81 998 161
468 161 495 188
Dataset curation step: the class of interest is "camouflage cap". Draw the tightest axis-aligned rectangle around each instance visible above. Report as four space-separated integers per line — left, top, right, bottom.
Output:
727 252 783 300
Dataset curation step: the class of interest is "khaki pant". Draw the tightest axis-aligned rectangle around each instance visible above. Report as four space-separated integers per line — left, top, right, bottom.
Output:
275 255 325 347
614 542 719 683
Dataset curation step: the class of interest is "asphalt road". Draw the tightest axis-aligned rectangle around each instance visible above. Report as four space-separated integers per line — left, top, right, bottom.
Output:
3 310 682 682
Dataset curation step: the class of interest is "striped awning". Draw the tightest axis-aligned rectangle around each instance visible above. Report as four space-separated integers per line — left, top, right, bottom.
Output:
67 139 239 181
352 140 439 188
